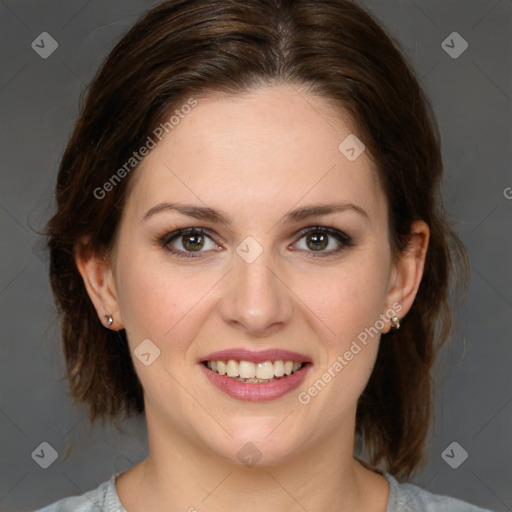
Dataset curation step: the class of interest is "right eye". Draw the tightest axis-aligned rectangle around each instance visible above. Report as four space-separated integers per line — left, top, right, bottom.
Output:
160 228 223 258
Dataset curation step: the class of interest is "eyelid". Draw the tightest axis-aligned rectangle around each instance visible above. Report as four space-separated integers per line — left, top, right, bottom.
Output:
293 225 352 245
160 227 219 246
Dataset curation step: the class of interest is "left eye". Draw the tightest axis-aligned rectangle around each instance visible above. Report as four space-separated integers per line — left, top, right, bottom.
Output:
292 226 351 256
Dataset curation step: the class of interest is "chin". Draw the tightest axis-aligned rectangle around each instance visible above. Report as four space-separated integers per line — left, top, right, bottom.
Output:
206 421 304 468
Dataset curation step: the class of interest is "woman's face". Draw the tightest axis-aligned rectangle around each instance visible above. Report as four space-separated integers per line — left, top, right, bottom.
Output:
106 85 412 465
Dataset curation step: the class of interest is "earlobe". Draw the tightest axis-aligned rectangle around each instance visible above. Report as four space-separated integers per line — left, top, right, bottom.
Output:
74 241 123 331
383 220 430 333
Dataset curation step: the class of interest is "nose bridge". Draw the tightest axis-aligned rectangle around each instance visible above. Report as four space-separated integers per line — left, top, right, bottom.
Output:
219 241 292 336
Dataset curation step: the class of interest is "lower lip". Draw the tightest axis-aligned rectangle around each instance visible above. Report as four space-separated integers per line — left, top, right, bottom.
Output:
199 363 312 402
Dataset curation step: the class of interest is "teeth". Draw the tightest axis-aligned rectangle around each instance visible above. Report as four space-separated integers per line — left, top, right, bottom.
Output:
239 361 256 379
226 360 239 377
205 359 304 380
274 360 285 377
256 361 274 380
217 360 227 375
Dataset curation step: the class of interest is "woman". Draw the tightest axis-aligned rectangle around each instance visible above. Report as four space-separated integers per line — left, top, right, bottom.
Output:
36 0 493 510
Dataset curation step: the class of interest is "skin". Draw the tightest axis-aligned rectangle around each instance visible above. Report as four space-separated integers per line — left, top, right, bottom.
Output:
76 84 429 512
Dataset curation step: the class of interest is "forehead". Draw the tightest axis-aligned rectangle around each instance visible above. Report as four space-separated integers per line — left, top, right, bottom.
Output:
124 85 386 225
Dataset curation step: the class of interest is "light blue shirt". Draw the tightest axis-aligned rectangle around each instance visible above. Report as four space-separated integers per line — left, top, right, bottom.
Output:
34 470 495 512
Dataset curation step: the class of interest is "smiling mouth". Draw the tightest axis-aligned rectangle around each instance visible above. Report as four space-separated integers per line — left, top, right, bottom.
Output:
203 360 308 383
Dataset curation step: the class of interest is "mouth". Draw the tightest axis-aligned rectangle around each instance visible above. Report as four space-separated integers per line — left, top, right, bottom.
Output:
203 359 307 383
199 349 312 402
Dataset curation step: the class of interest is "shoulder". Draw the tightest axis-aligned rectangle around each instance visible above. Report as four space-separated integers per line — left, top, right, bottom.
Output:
383 472 495 512
33 475 125 512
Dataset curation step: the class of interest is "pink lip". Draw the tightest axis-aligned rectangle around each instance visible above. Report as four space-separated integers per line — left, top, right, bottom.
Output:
200 348 311 364
199 362 312 402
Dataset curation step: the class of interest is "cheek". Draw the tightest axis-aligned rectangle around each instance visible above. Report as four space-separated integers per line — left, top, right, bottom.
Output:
114 254 213 402
293 253 391 349
293 264 388 422
115 250 210 347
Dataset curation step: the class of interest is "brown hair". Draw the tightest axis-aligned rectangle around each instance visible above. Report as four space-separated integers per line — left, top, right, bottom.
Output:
45 0 468 479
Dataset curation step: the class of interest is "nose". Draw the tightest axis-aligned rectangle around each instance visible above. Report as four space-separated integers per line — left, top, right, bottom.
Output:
218 247 293 338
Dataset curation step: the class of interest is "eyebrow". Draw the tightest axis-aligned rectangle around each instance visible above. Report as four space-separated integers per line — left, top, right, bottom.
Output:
142 201 369 224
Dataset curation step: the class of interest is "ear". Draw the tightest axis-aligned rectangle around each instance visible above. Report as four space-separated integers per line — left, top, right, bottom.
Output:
382 220 430 333
74 239 123 331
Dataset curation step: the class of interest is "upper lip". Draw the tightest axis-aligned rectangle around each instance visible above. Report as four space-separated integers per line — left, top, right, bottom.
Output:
200 348 312 364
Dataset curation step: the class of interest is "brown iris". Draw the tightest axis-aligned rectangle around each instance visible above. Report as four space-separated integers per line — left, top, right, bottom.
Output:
182 233 204 251
306 232 328 251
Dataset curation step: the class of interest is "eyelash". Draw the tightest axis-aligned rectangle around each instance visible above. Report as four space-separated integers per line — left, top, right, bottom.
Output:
159 226 353 259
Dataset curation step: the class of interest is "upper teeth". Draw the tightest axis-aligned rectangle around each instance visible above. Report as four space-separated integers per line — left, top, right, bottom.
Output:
206 360 303 379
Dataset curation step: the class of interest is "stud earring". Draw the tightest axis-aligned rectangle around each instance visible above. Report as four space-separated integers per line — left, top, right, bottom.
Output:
103 314 113 327
390 316 401 331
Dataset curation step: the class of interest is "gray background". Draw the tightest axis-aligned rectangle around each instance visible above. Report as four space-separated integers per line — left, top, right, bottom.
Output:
0 1 510 510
